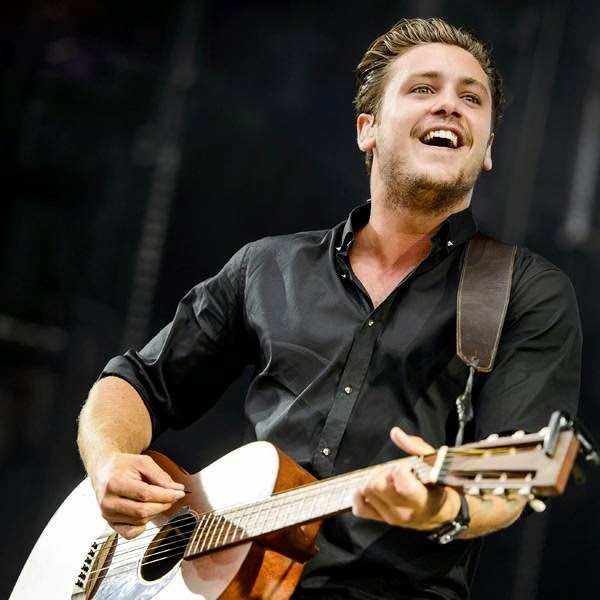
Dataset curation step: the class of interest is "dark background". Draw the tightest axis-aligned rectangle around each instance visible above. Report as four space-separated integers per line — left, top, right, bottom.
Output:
2 1 599 598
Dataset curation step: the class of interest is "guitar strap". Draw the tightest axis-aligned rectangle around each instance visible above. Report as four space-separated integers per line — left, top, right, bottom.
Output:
453 233 517 444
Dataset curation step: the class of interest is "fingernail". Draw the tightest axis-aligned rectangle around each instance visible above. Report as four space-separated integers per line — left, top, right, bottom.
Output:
167 482 185 490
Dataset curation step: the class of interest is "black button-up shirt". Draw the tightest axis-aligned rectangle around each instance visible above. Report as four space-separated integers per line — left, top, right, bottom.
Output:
103 203 581 599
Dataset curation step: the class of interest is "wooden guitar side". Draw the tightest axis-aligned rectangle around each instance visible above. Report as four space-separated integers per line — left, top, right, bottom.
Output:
217 447 321 600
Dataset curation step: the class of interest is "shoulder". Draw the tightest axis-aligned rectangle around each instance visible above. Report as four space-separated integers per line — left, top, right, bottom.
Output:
247 228 333 254
511 246 575 300
507 246 580 329
243 227 336 270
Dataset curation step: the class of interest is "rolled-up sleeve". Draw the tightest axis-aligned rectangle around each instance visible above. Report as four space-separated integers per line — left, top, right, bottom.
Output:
473 252 582 440
102 243 254 438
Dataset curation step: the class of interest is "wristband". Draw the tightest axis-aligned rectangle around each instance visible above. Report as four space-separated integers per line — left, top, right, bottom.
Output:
428 494 470 544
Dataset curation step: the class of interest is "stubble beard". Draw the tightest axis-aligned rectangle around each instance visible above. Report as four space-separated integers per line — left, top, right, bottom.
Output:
377 150 482 217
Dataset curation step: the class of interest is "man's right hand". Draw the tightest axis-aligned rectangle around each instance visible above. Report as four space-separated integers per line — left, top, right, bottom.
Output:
92 453 187 539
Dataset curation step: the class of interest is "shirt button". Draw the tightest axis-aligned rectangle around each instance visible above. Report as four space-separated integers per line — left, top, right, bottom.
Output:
340 273 347 279
447 240 454 247
367 319 375 327
344 386 353 395
322 447 331 456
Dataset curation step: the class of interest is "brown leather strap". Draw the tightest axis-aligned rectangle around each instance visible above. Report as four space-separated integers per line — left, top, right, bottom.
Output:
456 233 517 373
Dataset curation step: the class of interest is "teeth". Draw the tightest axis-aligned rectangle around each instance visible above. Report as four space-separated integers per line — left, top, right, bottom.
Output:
422 129 459 148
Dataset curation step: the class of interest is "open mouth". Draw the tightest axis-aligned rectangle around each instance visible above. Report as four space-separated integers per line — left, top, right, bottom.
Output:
419 129 462 149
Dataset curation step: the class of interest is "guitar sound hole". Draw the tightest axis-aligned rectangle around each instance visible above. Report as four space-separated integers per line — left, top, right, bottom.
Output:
140 511 197 581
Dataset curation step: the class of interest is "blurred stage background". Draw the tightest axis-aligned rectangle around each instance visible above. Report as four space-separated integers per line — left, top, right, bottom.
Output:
2 1 599 598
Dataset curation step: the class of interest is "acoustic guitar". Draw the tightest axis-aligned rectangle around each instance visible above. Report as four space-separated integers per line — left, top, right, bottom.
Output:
10 411 596 600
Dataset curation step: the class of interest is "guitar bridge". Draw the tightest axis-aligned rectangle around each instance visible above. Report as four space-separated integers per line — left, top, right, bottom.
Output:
71 533 117 599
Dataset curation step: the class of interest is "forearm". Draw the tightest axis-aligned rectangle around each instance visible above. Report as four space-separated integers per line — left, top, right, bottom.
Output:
78 376 185 538
77 376 153 477
443 487 526 539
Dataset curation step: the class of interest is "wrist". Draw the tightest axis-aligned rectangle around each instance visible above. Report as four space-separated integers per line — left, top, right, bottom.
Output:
430 486 462 529
428 490 470 544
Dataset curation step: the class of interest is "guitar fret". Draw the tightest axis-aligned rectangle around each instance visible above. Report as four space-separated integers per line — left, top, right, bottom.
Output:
223 512 242 545
215 513 228 549
208 514 224 551
189 512 208 556
254 499 268 537
267 502 280 533
200 514 217 552
233 509 249 540
296 494 306 523
245 502 260 538
279 497 292 529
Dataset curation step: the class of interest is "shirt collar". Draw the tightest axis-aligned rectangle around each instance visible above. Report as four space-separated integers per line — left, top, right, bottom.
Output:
336 201 478 258
337 203 370 255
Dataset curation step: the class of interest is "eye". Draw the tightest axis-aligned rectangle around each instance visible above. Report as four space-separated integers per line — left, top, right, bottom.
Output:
462 93 481 105
411 85 434 95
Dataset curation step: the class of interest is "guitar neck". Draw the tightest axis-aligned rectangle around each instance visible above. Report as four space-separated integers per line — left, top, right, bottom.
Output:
183 425 583 559
184 455 419 558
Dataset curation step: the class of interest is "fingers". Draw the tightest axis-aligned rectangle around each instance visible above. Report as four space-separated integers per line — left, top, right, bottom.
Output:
94 453 187 536
353 463 439 528
352 489 382 521
358 490 414 525
353 430 439 528
112 523 146 540
107 474 185 505
390 427 435 455
135 455 185 492
101 495 179 525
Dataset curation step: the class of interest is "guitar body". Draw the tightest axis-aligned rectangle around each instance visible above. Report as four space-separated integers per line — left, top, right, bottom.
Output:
10 442 321 600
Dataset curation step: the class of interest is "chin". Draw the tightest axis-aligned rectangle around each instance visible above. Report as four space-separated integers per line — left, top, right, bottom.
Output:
417 170 462 188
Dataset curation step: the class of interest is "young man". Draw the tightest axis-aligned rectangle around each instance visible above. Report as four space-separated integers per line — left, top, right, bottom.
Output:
78 18 581 599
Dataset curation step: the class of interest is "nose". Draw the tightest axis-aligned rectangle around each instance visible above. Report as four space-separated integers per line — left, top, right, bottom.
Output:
430 90 462 118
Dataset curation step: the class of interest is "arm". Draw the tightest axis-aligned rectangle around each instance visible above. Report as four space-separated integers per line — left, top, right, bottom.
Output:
79 245 253 538
353 427 525 538
354 259 581 537
77 376 186 539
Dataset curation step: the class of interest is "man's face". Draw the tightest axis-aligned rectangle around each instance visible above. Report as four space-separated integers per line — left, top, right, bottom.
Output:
357 43 494 214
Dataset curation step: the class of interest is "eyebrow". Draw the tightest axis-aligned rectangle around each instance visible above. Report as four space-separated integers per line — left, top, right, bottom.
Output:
407 71 490 99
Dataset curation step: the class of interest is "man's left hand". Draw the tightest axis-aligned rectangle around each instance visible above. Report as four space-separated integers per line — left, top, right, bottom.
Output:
352 427 460 530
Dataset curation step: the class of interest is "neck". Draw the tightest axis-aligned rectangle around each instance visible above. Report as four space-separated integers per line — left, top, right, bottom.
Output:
354 200 460 269
359 176 471 268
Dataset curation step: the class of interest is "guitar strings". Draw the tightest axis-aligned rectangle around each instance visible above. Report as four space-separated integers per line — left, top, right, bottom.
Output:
81 458 437 584
88 470 375 573
102 452 528 579
92 454 428 550
87 441 535 553
84 454 536 577
78 443 539 588
85 466 371 575
99 445 495 565
89 455 433 562
85 460 430 587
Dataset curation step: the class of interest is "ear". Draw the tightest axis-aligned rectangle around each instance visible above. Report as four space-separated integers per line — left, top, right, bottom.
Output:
483 132 494 171
357 113 376 152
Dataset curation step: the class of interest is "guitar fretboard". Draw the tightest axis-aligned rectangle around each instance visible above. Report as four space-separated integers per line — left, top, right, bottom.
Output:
184 456 424 558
